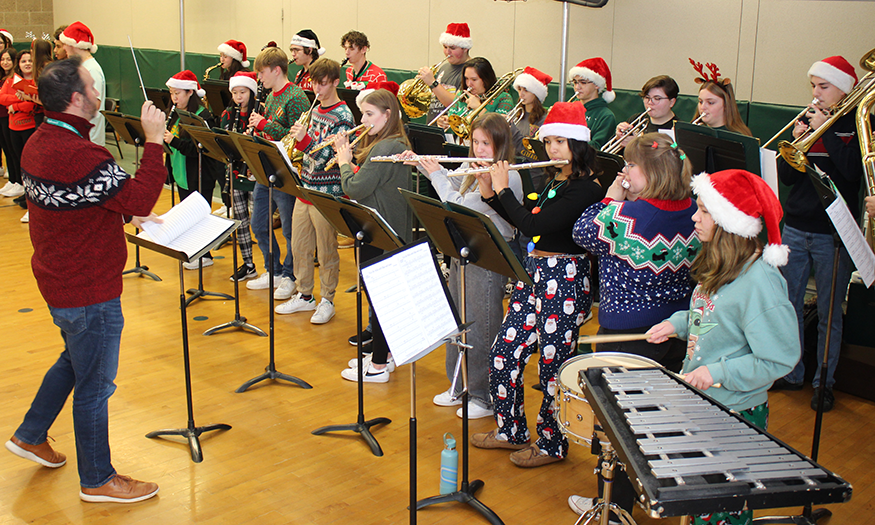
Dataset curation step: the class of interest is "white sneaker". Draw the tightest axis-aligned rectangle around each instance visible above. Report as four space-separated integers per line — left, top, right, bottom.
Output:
433 389 463 407
0 181 12 194
20 211 28 223
212 205 228 216
182 258 213 270
275 293 316 315
341 362 389 383
568 495 619 523
456 401 493 419
348 353 395 373
246 272 278 290
273 276 296 300
4 182 24 198
310 298 335 324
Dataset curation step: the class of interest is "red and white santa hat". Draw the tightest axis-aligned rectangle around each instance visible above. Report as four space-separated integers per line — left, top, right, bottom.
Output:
513 66 552 103
439 23 472 49
691 169 788 267
808 55 858 95
356 81 401 108
229 71 257 93
538 101 590 142
0 29 12 44
218 39 250 68
166 70 205 98
60 21 97 53
568 57 614 103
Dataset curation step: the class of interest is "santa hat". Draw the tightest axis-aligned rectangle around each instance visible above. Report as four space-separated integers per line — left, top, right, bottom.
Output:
569 57 614 103
513 66 552 103
229 71 257 94
290 29 325 56
166 70 205 98
439 23 472 49
356 81 400 108
218 39 250 68
0 29 12 44
538 102 590 142
691 169 789 267
808 55 858 95
60 21 97 53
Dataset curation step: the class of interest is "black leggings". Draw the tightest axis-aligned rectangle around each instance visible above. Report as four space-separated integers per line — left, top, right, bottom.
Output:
8 126 34 185
0 116 12 175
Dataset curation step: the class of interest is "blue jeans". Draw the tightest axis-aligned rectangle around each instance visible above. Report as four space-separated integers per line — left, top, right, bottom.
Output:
14 297 123 488
251 182 295 279
781 225 852 388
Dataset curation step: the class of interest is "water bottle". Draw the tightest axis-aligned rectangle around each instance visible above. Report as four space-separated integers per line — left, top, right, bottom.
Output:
439 432 458 494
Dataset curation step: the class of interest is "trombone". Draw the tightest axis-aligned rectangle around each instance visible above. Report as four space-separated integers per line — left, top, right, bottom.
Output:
761 99 819 149
398 58 449 119
448 67 524 142
601 108 651 154
780 48 875 171
427 88 473 127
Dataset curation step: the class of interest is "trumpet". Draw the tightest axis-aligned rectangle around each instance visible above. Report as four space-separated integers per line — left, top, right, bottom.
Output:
311 123 371 153
447 159 569 177
427 88 473 127
601 108 651 154
325 128 370 169
372 155 486 163
761 99 819 149
505 98 526 127
204 62 222 81
398 58 449 119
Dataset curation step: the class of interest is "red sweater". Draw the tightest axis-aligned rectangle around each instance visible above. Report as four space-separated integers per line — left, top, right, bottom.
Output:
0 76 36 130
22 111 168 308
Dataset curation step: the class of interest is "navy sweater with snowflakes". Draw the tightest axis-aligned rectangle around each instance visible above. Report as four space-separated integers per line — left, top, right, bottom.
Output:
573 197 700 330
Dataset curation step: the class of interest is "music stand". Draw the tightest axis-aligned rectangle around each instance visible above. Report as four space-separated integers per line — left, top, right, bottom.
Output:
182 126 267 338
202 79 232 115
402 189 532 525
145 88 171 113
173 113 234 306
229 131 311 392
337 87 363 124
755 166 858 525
302 188 399 456
102 110 162 282
126 211 239 463
596 150 625 190
675 122 752 175
357 237 469 524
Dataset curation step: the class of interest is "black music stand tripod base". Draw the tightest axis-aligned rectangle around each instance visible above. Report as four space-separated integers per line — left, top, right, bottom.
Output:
122 263 161 281
146 422 231 464
311 415 392 457
204 317 267 337
236 364 312 393
416 479 501 524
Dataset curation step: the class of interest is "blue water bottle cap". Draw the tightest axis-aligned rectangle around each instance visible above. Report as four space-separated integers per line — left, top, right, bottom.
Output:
443 432 456 450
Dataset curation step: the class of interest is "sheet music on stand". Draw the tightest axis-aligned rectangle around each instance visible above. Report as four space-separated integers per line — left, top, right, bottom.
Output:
360 238 463 366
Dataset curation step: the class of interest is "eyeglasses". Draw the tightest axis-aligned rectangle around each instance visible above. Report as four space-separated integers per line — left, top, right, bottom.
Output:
570 79 594 87
643 95 669 103
623 162 637 171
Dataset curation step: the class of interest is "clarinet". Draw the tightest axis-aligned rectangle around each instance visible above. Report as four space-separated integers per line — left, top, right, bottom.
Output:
165 104 176 133
248 80 267 135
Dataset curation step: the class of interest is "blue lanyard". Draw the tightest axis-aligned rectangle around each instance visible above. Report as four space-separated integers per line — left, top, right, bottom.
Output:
45 118 83 138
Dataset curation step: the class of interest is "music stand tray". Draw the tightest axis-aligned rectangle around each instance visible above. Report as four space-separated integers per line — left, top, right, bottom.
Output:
145 88 171 113
202 79 232 115
675 122 757 175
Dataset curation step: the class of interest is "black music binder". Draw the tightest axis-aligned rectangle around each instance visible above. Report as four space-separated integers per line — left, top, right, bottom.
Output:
337 87 363 124
202 79 232 115
145 88 171 113
675 121 759 176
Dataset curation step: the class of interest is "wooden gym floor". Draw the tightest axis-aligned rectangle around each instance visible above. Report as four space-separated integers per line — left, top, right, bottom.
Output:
1 185 874 524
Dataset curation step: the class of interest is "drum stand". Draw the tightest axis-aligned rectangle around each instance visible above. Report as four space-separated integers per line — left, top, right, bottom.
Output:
236 176 310 392
416 251 503 525
575 439 637 525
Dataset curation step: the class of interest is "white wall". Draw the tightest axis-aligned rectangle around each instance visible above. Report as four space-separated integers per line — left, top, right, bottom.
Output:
54 0 875 105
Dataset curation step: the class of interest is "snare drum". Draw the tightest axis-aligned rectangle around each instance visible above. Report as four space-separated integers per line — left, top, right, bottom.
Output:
557 352 661 446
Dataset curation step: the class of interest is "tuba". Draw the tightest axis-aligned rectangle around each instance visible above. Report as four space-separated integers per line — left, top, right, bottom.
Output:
448 68 524 142
398 58 449 119
857 84 875 248
779 48 875 172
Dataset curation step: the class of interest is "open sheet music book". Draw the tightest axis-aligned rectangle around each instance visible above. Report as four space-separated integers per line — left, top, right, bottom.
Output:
360 239 461 366
136 193 237 261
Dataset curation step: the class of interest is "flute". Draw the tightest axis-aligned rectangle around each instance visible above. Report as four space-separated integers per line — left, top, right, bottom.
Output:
325 128 370 169
311 123 371 153
446 159 569 177
371 155 486 163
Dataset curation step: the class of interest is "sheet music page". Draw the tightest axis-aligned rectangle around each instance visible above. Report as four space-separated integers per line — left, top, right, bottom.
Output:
360 242 458 365
658 129 675 141
759 148 779 197
141 193 210 245
826 197 875 287
272 140 298 176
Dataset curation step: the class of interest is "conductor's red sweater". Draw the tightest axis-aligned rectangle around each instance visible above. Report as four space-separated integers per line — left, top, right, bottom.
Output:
21 111 167 308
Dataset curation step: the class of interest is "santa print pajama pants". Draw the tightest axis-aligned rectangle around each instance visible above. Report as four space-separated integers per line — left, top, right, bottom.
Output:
489 254 592 458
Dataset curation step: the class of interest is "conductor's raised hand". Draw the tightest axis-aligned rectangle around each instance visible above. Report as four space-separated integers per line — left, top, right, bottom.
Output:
140 101 166 144
646 321 675 344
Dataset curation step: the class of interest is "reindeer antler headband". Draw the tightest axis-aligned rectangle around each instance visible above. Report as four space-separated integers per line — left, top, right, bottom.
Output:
689 58 732 87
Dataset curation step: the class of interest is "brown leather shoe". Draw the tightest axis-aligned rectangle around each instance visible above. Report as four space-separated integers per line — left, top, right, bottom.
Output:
470 429 529 450
6 436 66 468
509 444 564 467
80 474 159 503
